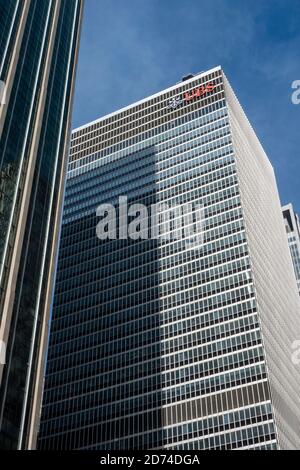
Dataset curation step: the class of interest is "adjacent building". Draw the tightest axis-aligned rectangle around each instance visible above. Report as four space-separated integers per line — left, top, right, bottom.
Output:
38 66 300 450
282 203 300 295
0 0 84 449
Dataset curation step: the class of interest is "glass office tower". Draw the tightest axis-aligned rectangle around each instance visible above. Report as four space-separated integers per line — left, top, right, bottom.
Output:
38 67 300 450
0 0 84 449
282 203 300 295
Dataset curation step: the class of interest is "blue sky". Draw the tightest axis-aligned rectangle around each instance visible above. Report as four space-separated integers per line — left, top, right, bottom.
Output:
72 0 300 214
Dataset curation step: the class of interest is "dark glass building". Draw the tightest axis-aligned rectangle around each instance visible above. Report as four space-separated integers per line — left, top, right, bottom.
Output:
38 67 300 450
0 0 84 449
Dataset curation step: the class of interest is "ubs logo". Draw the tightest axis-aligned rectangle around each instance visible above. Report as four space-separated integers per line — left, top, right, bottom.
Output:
167 96 183 109
167 82 216 110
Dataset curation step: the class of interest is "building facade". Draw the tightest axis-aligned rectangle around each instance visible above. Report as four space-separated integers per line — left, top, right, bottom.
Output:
0 0 83 449
282 203 300 295
38 67 300 450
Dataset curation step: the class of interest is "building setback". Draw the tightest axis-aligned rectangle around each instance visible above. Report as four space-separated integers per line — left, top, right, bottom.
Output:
38 66 300 450
282 203 300 295
0 0 83 449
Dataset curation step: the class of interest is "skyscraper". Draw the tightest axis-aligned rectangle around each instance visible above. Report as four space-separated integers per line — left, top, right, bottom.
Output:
0 0 84 449
282 203 300 295
38 66 300 450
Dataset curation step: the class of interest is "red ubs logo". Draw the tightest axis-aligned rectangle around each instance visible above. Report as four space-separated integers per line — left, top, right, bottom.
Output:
184 82 215 102
167 82 216 110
